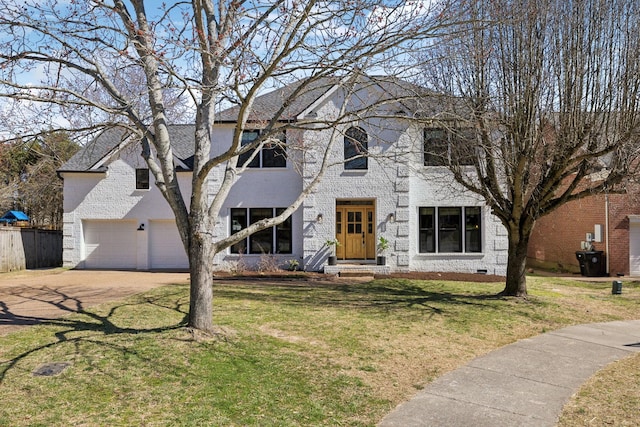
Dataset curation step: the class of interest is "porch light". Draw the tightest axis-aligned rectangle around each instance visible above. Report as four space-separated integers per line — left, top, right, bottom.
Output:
137 223 145 231
317 213 323 224
388 213 395 223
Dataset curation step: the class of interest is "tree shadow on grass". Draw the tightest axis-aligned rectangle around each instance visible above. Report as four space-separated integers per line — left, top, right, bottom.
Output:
0 285 190 384
0 278 513 385
213 279 507 316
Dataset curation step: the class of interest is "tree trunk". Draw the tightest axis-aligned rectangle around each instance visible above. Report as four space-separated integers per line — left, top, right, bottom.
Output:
501 229 530 297
188 233 214 333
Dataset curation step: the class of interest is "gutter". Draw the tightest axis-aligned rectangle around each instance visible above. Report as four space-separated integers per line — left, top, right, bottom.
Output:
56 168 108 179
605 191 610 275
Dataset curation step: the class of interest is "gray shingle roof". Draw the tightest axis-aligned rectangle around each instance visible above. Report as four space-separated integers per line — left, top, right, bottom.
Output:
58 77 340 173
59 75 450 173
59 124 197 172
58 127 129 172
165 124 197 169
361 75 465 118
214 75 458 122
215 76 340 122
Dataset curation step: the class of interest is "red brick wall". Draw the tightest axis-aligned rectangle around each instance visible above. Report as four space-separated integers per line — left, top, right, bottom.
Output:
528 195 606 272
528 185 640 276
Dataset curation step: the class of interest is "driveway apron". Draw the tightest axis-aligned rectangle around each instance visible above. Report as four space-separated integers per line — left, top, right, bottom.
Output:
0 270 189 336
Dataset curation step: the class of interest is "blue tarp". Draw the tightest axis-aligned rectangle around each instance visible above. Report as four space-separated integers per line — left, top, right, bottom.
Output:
0 210 30 223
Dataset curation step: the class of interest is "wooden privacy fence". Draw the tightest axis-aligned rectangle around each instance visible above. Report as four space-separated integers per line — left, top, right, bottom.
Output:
0 227 62 272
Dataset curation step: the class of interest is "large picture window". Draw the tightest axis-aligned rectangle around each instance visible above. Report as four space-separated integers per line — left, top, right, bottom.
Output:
230 208 292 254
238 130 286 168
344 126 368 170
419 206 482 253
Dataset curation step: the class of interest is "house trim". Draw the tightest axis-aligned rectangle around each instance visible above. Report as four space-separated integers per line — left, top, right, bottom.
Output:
628 215 640 224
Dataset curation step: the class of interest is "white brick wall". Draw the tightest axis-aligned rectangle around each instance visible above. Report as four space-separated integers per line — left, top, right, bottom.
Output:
63 86 508 275
62 155 192 269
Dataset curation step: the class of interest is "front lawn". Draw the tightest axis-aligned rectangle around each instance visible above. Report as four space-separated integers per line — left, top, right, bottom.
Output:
0 276 638 426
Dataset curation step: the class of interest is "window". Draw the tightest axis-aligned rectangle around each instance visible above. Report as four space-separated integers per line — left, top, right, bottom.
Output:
423 129 448 166
135 168 149 190
419 207 435 253
419 207 482 253
465 207 482 252
344 126 368 169
230 208 292 254
275 208 292 253
238 130 286 168
439 207 462 252
424 128 475 166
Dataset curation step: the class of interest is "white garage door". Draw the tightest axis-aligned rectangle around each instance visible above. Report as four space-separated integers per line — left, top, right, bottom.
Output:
149 220 189 269
630 221 640 276
84 220 137 269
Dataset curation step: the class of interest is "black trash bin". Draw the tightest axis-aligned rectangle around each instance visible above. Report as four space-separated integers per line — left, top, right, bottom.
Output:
576 250 606 277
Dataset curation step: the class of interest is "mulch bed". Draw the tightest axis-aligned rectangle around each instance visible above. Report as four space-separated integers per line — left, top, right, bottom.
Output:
212 270 505 283
375 271 505 282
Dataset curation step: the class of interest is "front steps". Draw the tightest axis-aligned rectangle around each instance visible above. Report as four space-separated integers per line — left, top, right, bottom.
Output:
323 263 391 277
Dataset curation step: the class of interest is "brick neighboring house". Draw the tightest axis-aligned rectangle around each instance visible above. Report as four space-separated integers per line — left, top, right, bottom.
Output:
527 182 640 276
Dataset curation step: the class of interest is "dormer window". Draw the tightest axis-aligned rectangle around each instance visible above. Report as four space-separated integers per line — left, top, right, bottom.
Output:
135 168 150 190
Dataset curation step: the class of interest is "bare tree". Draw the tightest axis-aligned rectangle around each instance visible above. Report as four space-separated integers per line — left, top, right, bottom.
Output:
23 133 80 228
420 0 640 296
0 133 78 228
0 1 460 332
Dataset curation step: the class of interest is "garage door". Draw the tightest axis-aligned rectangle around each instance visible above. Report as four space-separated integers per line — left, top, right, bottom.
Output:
630 221 640 276
149 220 189 269
84 220 137 269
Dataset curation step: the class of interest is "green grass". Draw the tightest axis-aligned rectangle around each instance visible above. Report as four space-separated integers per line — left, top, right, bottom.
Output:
558 351 640 427
0 276 638 426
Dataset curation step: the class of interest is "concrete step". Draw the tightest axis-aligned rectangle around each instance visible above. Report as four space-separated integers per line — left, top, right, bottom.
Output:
324 264 390 276
338 270 376 278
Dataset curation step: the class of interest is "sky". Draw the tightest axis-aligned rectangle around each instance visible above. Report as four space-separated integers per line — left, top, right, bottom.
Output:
0 0 439 141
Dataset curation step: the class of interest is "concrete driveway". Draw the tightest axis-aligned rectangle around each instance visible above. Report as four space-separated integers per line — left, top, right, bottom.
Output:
0 269 190 336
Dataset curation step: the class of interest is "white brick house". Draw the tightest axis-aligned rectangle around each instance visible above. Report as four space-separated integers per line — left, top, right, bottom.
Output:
59 77 508 275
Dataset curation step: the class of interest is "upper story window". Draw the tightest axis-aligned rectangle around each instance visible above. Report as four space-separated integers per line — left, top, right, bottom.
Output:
419 206 482 253
238 130 286 168
344 126 368 170
423 128 448 166
135 168 150 190
424 128 475 166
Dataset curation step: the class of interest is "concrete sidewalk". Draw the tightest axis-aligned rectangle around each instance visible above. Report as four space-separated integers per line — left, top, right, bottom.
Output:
379 320 640 427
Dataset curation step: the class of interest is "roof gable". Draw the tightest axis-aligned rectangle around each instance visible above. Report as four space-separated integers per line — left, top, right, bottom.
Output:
213 75 452 122
59 127 129 172
215 77 340 122
59 124 196 173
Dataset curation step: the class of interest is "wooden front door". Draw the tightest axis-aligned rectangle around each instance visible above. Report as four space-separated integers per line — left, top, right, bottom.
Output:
336 203 376 260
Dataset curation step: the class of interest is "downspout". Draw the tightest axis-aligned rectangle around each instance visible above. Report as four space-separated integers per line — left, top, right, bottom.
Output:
605 190 610 275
